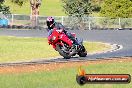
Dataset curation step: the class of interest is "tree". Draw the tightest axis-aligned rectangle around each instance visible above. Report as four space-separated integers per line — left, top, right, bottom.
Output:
0 0 4 3
0 0 42 27
100 0 132 18
62 0 92 17
91 0 103 12
62 0 93 29
11 0 42 16
11 0 25 6
30 0 42 27
11 0 42 27
0 1 11 15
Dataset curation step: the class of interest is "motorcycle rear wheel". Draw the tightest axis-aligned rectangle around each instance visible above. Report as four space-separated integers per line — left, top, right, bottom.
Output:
78 45 87 57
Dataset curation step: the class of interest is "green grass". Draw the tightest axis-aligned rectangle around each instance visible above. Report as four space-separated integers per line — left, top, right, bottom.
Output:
4 0 30 15
40 0 66 16
4 0 99 16
4 0 66 16
84 41 110 53
0 36 111 63
0 61 131 88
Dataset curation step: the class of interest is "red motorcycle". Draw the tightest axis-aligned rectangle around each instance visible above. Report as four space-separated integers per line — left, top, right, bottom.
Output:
48 27 87 59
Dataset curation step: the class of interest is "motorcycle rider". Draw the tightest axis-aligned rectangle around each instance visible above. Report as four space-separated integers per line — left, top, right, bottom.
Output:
46 17 78 45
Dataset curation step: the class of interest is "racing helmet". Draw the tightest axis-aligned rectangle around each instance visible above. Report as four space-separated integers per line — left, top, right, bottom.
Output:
46 17 55 30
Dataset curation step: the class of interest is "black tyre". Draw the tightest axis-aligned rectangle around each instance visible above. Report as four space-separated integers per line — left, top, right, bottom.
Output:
72 53 76 56
78 46 87 57
56 45 71 59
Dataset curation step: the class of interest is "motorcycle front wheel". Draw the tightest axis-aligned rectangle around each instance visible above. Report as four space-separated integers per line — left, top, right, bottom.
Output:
56 44 71 59
56 44 76 59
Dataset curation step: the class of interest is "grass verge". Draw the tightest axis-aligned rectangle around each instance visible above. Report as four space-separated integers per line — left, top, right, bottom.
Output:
0 36 111 63
0 58 131 88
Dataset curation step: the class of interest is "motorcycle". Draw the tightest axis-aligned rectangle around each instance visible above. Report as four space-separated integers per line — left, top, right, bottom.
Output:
48 27 87 59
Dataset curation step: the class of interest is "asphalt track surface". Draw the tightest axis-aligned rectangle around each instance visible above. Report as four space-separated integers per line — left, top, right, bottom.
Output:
0 29 132 65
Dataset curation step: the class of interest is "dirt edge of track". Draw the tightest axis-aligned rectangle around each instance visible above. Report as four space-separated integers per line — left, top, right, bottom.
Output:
0 57 132 74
